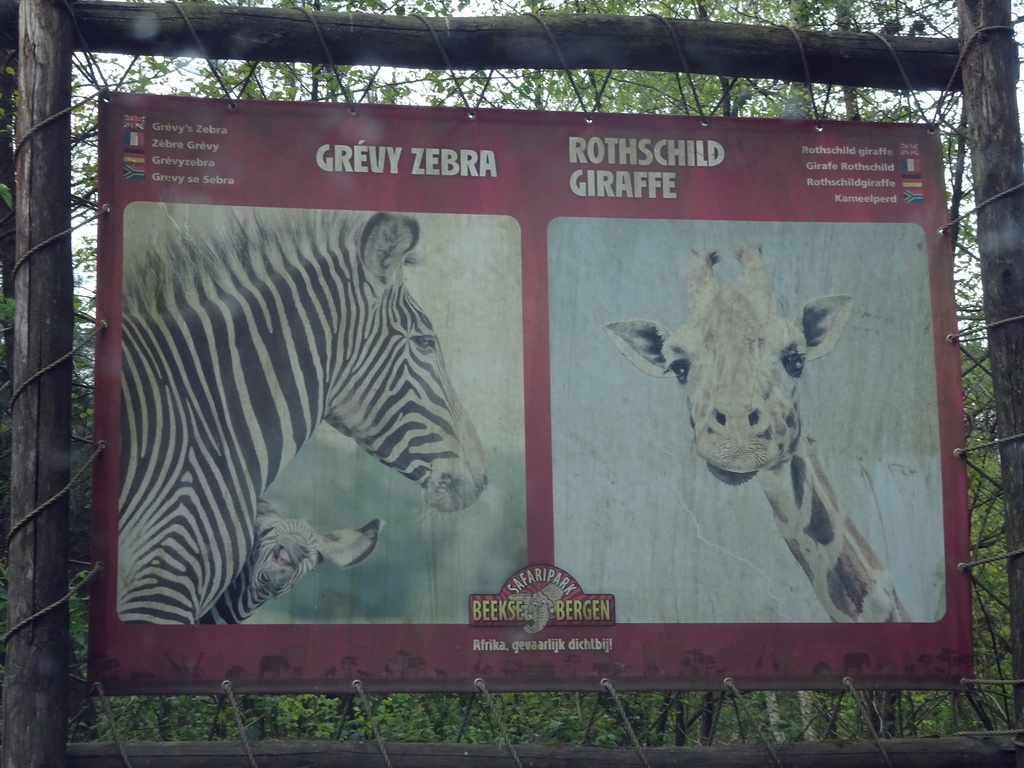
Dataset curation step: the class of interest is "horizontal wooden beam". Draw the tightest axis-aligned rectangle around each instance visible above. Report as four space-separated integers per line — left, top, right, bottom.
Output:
0 1 961 91
49 735 1014 767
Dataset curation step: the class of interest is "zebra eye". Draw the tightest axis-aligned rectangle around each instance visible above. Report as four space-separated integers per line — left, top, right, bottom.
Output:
411 334 437 352
782 349 805 378
668 357 690 384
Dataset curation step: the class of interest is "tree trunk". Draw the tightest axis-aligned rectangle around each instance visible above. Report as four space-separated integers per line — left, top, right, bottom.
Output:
956 1 1024 765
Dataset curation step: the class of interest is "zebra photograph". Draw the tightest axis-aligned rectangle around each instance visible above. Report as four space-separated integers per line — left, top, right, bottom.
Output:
117 204 527 625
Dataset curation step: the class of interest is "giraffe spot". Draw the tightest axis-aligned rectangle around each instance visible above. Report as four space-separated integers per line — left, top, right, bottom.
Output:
786 425 801 457
785 538 813 581
827 551 870 618
790 455 806 508
804 489 834 545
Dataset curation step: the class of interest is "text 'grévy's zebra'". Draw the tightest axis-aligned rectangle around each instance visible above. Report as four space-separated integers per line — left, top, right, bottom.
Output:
117 205 487 624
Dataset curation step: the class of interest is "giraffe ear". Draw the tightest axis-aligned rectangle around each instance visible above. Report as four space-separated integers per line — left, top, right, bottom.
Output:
604 320 675 377
801 295 854 360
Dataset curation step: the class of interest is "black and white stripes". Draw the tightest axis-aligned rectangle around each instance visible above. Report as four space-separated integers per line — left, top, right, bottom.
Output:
117 206 486 624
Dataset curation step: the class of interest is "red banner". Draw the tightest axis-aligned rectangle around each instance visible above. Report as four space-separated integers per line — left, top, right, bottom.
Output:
91 93 970 693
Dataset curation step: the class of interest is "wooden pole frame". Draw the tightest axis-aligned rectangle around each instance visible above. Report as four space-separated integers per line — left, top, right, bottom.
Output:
0 1 968 91
3 0 75 765
956 0 1024 764
0 734 1008 768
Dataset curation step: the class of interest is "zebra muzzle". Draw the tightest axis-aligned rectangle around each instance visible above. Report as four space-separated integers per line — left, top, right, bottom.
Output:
422 465 487 513
273 547 294 568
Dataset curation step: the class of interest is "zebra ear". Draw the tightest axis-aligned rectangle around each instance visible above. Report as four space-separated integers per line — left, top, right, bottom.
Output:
255 500 280 523
360 212 420 285
318 518 382 568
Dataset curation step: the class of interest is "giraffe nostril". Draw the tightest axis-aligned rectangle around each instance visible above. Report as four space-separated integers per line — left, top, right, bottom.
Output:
714 409 727 426
748 409 761 426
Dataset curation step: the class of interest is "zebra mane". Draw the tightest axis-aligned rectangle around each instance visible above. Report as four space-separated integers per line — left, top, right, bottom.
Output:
121 205 418 316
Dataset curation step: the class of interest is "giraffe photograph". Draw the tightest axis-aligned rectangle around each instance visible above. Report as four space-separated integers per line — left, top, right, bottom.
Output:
548 217 945 624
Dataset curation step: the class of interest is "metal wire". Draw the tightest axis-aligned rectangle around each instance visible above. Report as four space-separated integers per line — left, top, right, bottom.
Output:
723 679 783 768
959 548 1024 571
94 683 135 768
843 678 894 768
780 24 820 126
413 14 473 114
931 25 1016 127
299 6 355 104
474 678 525 768
222 680 259 768
524 12 593 121
353 680 395 768
648 13 707 122
3 561 103 645
168 1 237 106
866 30 932 129
954 432 1024 457
942 181 1024 234
601 678 652 768
6 437 106 547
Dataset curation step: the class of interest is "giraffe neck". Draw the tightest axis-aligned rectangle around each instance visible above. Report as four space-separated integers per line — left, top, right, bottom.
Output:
756 437 908 623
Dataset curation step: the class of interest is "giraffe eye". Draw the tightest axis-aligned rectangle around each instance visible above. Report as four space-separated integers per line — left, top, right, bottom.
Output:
669 358 690 384
781 349 805 377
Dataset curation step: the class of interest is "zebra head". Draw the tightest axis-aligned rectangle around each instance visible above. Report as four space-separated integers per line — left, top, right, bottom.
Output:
326 212 487 513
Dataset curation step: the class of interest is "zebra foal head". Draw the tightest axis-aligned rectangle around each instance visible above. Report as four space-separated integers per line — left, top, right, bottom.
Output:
200 501 381 623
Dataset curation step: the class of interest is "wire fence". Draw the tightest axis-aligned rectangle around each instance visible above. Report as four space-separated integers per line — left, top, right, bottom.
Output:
3 0 1021 755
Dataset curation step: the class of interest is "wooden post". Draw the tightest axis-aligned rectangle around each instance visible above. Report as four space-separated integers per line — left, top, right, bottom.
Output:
3 0 74 764
0 735 1014 768
957 0 1024 764
0 1 966 91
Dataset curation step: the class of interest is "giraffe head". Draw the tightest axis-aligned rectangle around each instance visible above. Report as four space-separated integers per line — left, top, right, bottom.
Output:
605 246 852 485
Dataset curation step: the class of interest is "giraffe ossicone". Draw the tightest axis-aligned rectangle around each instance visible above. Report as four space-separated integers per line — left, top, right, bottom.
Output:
605 246 908 623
